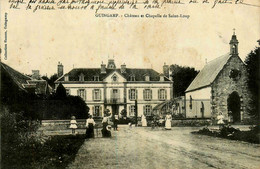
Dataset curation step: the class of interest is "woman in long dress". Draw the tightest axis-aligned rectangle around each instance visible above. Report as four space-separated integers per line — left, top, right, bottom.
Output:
102 114 111 137
141 114 147 127
165 113 172 130
217 112 225 129
86 115 95 138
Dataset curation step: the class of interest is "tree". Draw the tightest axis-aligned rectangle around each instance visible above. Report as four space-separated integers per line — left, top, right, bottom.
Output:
170 64 199 97
55 83 67 99
244 44 259 120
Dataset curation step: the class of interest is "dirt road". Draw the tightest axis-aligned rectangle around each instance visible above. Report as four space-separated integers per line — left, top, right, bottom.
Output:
68 126 260 169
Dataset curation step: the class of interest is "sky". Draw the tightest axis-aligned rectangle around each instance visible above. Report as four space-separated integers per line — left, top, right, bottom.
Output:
1 0 260 77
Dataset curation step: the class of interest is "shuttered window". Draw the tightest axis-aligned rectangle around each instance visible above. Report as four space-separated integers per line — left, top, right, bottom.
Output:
94 105 102 117
143 105 152 116
93 89 101 101
129 105 135 117
77 89 86 101
143 89 152 100
129 89 138 100
158 89 167 100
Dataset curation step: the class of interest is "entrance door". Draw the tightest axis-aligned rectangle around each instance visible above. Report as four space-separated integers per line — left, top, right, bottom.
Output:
227 91 241 122
112 105 119 116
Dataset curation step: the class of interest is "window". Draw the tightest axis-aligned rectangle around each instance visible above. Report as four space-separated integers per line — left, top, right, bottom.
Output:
130 75 135 81
93 89 101 101
189 95 192 109
94 76 99 81
145 75 150 81
112 74 118 82
129 89 137 100
143 105 152 116
158 89 167 100
79 73 84 81
94 106 102 117
78 89 86 101
143 89 152 100
160 76 164 81
129 105 135 116
64 75 69 81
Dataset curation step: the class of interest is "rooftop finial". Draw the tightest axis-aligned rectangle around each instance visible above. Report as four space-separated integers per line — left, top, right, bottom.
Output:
233 28 236 35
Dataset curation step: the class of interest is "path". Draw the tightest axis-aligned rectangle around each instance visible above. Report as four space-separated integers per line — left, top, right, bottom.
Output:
68 126 260 169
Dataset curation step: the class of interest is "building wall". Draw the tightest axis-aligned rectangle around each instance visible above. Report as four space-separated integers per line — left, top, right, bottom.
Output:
211 55 251 122
59 81 172 117
185 87 211 118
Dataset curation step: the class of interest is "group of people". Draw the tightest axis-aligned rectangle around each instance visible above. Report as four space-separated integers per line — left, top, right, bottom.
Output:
141 113 173 130
69 113 119 138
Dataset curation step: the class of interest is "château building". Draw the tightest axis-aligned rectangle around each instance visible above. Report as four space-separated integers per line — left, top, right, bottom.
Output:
55 59 173 117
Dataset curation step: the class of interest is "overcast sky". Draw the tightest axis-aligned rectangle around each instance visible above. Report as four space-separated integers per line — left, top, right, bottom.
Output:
1 0 259 77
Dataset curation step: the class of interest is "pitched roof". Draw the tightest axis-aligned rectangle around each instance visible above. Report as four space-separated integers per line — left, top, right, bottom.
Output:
185 53 232 92
57 68 170 82
1 62 51 95
1 62 32 91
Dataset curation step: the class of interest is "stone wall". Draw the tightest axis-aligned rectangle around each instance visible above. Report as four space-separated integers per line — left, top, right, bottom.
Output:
211 55 251 122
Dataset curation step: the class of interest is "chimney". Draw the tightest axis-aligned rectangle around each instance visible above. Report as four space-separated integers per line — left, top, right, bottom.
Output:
101 62 106 74
58 62 64 77
107 59 116 69
163 63 169 78
121 63 126 73
32 70 40 79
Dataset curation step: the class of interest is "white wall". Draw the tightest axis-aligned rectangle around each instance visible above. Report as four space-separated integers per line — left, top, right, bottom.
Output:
185 87 212 118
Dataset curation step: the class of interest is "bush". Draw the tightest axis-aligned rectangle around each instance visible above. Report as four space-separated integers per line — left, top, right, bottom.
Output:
193 125 260 144
1 107 85 168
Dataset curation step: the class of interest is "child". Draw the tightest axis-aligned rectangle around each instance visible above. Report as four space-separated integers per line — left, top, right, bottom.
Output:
69 116 77 134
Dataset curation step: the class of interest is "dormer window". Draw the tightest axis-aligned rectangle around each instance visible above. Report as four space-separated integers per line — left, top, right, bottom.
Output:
160 75 164 81
94 76 99 81
64 75 69 81
145 75 150 81
79 73 84 81
130 75 135 81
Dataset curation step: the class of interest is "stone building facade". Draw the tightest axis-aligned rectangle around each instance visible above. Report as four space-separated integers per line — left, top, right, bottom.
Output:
185 33 251 123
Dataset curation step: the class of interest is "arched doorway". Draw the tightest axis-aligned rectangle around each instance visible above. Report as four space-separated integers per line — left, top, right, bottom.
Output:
227 91 241 122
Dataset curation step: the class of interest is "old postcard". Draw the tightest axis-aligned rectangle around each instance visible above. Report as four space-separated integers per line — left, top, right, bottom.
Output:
1 0 260 168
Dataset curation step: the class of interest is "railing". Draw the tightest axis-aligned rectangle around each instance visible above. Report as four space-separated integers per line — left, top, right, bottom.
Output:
105 98 125 104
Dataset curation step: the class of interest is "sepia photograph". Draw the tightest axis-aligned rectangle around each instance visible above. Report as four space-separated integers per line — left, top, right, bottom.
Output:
0 0 260 168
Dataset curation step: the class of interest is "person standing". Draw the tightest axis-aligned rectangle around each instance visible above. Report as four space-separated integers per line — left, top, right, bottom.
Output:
217 112 225 129
86 115 95 138
165 113 172 130
69 116 77 135
113 113 119 131
102 114 111 137
228 111 233 124
141 114 147 127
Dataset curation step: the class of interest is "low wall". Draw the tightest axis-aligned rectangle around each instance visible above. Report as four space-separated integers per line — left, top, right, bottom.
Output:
171 118 212 126
40 119 102 131
40 118 213 130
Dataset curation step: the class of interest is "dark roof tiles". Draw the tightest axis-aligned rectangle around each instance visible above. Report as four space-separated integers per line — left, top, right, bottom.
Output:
57 68 170 82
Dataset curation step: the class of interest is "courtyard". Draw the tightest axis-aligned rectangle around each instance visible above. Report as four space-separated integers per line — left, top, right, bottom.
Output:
58 126 260 169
